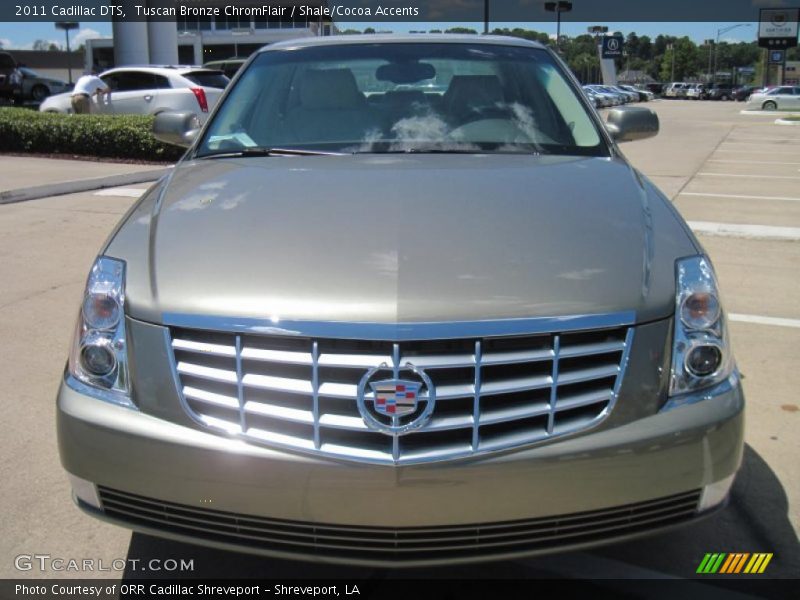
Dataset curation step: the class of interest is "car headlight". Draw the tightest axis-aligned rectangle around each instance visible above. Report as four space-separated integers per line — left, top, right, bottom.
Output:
67 256 133 407
669 256 734 396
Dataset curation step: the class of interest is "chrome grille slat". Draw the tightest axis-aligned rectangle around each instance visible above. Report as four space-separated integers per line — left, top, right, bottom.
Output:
169 319 633 465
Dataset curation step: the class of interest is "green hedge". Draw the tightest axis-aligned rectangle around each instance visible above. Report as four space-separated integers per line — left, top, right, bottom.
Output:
0 108 184 162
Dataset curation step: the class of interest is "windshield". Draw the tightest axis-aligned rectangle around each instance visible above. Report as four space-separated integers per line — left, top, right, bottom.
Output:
20 67 39 77
197 43 606 157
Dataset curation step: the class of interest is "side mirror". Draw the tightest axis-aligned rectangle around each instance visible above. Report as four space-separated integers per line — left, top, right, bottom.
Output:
605 106 659 142
153 111 201 147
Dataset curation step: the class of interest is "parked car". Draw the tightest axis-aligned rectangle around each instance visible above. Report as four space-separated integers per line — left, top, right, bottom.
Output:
618 84 653 102
58 35 744 567
0 50 20 103
685 84 705 100
203 58 248 79
39 66 229 121
746 85 800 111
607 85 639 103
17 67 71 102
583 85 613 107
587 84 626 104
664 82 689 98
644 83 665 96
705 84 735 101
732 85 757 102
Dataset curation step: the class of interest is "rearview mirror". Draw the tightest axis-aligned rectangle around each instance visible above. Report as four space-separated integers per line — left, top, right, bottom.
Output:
153 111 201 148
605 106 659 142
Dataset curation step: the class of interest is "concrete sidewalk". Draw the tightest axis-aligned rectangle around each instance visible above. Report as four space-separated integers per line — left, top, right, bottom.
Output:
0 155 170 204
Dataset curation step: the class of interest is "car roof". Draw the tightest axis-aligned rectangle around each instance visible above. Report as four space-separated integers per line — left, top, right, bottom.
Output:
260 34 546 53
101 66 213 75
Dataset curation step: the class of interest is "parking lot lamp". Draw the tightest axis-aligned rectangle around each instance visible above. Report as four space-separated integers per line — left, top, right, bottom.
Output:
705 39 715 83
55 21 78 84
545 2 573 52
667 43 675 81
713 23 751 84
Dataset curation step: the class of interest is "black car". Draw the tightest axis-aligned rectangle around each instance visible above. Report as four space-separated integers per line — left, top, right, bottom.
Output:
706 84 734 101
732 85 756 102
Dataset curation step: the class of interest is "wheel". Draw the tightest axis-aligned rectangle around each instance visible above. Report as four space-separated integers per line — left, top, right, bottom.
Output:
763 101 777 111
721 94 729 101
31 85 49 102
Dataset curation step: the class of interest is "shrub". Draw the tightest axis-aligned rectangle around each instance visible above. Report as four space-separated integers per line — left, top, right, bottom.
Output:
0 108 184 162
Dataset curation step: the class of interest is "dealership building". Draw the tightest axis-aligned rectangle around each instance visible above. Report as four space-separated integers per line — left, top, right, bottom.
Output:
85 0 332 70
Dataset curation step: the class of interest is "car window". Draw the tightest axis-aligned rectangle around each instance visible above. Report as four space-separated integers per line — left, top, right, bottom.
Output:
20 67 39 77
199 43 607 157
103 71 156 92
183 71 230 89
769 87 792 95
152 74 172 89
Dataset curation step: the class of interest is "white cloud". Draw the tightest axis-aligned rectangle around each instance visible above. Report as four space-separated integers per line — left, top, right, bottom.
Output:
0 38 12 49
73 28 107 47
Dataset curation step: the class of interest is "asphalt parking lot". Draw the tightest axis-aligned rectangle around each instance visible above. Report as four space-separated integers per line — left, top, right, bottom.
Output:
0 100 797 583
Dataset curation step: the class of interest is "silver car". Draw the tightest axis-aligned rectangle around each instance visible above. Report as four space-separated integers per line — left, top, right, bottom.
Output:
58 35 744 567
746 85 800 111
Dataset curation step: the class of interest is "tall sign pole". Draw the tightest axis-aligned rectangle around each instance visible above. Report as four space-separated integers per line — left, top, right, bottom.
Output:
55 22 79 84
758 7 799 86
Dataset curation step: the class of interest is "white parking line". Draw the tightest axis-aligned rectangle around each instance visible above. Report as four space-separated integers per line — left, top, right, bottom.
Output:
94 188 147 198
680 192 800 202
688 221 800 241
729 314 800 329
713 148 794 155
707 159 800 165
697 172 800 180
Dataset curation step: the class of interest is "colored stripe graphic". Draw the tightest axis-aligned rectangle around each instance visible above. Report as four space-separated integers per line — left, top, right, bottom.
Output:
698 552 773 574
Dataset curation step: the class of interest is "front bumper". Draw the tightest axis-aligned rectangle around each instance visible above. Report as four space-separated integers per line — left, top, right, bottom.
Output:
58 370 744 566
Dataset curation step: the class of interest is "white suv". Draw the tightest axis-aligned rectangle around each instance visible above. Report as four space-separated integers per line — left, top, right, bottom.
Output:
39 66 229 122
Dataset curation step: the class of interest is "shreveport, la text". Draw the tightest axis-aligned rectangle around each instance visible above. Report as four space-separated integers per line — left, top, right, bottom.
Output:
16 584 362 596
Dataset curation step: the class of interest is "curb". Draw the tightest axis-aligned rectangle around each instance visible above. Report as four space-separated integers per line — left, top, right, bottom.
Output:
775 118 800 126
0 167 172 205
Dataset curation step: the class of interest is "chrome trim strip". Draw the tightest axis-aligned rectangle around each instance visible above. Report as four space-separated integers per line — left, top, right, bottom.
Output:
162 311 636 340
235 335 246 434
472 340 481 451
312 341 320 449
547 335 560 435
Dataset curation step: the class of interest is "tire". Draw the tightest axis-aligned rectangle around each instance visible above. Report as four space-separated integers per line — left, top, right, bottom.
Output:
763 101 777 111
31 84 49 102
721 94 729 101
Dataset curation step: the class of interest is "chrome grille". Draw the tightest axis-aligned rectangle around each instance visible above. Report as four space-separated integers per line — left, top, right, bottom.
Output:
168 321 633 464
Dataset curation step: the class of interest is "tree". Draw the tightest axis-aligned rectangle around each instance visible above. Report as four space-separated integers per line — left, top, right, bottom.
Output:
340 29 362 35
32 39 50 51
363 27 376 34
48 43 60 51
429 29 442 34
445 27 478 34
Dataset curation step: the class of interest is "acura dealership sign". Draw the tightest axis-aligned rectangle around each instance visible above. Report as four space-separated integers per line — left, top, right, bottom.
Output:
759 8 799 48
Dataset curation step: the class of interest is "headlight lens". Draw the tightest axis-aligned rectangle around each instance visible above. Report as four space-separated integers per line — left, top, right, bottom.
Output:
68 256 132 407
669 256 734 396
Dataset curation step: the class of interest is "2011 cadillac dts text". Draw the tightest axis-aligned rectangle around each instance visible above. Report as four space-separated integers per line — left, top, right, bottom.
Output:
57 35 744 567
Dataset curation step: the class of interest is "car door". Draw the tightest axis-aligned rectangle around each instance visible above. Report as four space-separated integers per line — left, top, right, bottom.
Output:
101 70 159 115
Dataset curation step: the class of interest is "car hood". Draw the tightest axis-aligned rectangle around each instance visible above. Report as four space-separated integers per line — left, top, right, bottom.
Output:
108 154 697 326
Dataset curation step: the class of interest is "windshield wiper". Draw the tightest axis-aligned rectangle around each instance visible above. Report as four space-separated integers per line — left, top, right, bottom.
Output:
198 147 345 159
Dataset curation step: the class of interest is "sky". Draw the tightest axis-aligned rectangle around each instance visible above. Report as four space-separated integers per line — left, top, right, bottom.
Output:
0 21 759 51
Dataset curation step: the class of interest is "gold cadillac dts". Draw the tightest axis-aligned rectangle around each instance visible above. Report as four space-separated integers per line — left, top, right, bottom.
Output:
57 35 744 566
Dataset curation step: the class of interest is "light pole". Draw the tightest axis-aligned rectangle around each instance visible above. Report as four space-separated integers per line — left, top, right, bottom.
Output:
713 23 751 84
704 39 714 83
545 2 573 52
55 21 79 84
667 43 675 81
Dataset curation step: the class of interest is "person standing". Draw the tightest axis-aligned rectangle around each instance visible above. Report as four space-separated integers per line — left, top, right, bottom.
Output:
71 71 110 114
8 66 23 105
